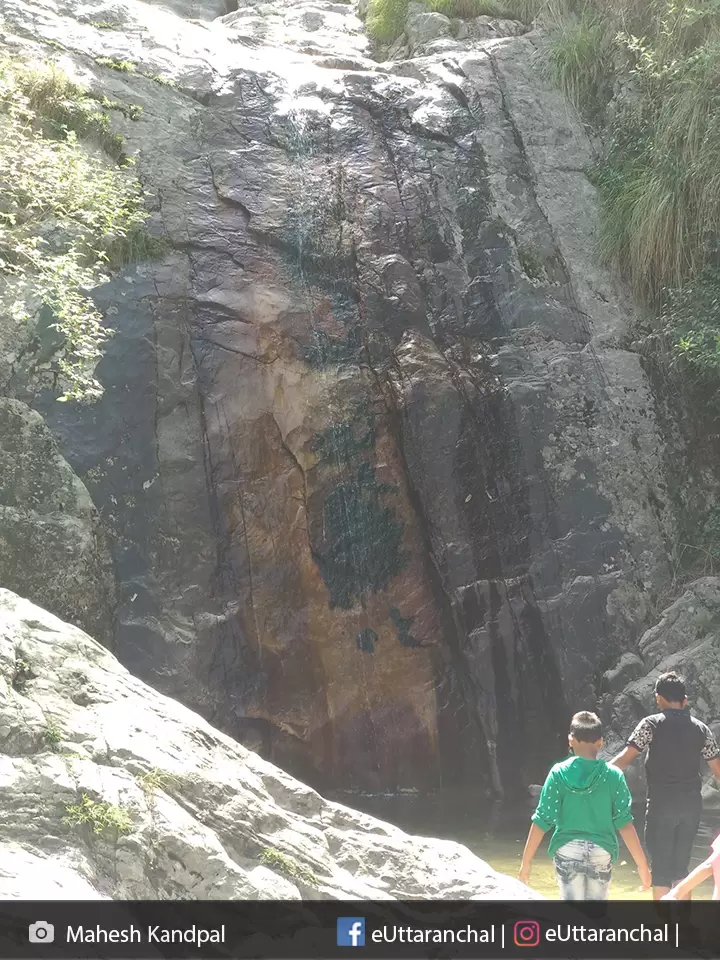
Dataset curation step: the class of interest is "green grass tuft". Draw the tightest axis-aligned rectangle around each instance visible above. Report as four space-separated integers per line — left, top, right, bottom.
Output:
259 848 318 885
542 11 614 117
63 793 133 835
95 57 136 72
42 719 64 751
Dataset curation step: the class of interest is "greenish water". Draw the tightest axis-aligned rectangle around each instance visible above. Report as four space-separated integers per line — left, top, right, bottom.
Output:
340 793 717 900
478 827 715 900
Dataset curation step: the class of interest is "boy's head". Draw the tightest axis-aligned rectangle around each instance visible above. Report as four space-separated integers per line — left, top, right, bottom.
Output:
568 711 603 756
655 671 688 709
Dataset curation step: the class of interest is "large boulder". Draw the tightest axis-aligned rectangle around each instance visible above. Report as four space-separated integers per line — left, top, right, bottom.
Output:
0 589 537 899
0 400 114 643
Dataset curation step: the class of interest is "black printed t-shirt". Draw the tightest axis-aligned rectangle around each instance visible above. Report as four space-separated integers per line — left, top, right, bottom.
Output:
627 708 720 805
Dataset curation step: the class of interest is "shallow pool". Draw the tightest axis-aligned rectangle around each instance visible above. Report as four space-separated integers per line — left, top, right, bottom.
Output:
344 793 718 900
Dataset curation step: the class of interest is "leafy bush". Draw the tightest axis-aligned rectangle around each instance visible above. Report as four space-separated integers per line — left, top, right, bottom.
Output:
658 268 720 386
42 719 64 751
0 59 153 401
63 793 133 835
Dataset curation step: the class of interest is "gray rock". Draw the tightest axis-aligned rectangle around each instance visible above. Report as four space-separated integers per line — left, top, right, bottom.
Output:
0 589 539 899
601 652 645 695
405 11 453 51
608 579 720 799
466 15 527 38
0 400 114 642
0 0 677 798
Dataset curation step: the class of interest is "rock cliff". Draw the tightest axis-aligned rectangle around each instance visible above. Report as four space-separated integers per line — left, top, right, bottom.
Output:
0 0 677 797
604 578 720 806
0 588 535 898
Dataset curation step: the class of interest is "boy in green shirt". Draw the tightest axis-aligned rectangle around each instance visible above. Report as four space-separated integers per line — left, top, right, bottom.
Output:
519 711 651 899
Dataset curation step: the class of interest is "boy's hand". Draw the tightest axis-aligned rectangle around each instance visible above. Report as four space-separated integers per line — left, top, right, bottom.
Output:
638 863 652 891
518 863 531 887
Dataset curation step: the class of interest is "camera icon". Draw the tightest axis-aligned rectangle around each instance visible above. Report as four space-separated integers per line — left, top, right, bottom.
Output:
513 920 541 947
29 922 55 944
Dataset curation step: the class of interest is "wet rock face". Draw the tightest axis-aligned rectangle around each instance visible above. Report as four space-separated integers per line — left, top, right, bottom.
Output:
3 0 674 793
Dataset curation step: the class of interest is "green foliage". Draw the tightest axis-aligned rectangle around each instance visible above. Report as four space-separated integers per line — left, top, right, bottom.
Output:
428 0 510 16
145 73 179 88
95 56 136 72
365 0 409 43
12 656 34 691
659 269 720 386
139 767 180 795
259 847 318 885
0 60 124 158
532 0 720 396
43 718 64 751
365 0 515 41
100 96 144 121
0 58 156 401
63 793 133 835
591 3 720 301
542 11 614 116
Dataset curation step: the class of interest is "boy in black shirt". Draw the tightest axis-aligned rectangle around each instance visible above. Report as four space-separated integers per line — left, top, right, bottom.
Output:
611 672 720 900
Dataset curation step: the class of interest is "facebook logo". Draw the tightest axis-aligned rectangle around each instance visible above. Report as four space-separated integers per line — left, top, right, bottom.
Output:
337 918 366 947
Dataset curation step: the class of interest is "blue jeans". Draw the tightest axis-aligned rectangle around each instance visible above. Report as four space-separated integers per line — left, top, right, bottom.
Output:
553 840 612 900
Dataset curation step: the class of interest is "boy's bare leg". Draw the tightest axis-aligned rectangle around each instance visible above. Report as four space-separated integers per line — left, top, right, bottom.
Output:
653 886 671 900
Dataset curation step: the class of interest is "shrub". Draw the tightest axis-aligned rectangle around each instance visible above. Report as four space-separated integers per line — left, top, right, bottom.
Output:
63 793 133 835
365 0 409 43
658 268 720 387
259 848 318 885
542 11 614 116
43 719 64 751
428 0 510 16
0 58 156 401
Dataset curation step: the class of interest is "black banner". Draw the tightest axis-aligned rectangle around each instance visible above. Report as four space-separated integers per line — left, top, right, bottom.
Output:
2 901 720 959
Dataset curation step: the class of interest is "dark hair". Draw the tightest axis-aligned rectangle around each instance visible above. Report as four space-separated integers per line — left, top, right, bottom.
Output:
569 711 603 743
655 672 687 703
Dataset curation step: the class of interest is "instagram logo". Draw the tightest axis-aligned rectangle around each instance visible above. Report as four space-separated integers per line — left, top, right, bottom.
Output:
513 920 541 947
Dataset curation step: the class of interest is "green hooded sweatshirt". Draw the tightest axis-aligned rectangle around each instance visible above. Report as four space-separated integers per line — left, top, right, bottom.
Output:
531 756 633 861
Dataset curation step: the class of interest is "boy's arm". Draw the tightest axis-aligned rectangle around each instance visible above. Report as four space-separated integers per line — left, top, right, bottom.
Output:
519 824 546 886
519 768 558 886
611 717 653 769
662 860 713 899
618 823 652 890
701 726 720 780
610 745 640 769
613 775 651 889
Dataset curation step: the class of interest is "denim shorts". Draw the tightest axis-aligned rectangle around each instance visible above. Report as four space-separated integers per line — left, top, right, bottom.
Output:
553 839 613 900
